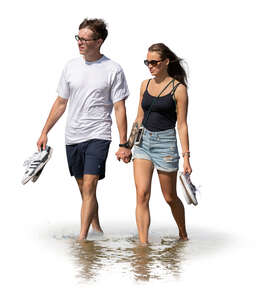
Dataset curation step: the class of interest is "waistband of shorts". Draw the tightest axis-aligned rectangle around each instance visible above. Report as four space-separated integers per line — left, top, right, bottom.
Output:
143 127 176 137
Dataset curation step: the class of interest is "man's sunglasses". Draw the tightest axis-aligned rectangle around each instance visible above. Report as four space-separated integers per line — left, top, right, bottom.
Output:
144 59 165 67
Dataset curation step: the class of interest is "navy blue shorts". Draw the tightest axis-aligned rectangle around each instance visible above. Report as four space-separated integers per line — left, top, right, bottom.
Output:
66 139 111 180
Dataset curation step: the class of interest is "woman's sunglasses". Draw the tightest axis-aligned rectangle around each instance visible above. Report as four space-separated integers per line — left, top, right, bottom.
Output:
144 59 165 67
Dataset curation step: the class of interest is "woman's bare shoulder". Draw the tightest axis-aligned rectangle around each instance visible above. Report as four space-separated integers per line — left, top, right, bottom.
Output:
174 80 187 96
141 78 151 87
140 78 151 93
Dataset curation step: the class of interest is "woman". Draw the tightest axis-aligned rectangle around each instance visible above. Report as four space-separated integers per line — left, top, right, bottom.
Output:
133 43 192 243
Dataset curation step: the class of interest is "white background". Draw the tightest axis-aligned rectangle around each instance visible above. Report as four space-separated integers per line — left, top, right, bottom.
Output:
0 0 256 299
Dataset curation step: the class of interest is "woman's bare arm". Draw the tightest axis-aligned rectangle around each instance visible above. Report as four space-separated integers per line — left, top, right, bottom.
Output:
176 84 192 174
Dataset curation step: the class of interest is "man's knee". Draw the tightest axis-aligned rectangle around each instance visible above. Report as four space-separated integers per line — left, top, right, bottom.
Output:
82 175 99 196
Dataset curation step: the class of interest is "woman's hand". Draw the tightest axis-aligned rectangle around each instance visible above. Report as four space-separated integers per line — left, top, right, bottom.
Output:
183 158 192 175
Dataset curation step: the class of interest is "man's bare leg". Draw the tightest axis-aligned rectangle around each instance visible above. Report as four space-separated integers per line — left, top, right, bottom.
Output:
76 175 103 236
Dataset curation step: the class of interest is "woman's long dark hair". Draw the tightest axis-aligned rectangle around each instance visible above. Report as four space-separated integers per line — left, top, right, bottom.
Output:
148 43 187 87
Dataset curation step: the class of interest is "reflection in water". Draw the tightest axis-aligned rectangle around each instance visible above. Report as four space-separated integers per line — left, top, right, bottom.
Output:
51 226 231 283
70 240 106 281
129 238 187 281
68 233 187 282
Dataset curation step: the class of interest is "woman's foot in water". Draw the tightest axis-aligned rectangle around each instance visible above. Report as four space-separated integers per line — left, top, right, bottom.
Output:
179 231 189 241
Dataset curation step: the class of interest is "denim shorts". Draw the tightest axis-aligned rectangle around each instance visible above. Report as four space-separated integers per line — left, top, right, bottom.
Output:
66 139 111 180
133 127 180 172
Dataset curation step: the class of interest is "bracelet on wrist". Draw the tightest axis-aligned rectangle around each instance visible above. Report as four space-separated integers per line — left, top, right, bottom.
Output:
119 142 130 149
182 151 190 158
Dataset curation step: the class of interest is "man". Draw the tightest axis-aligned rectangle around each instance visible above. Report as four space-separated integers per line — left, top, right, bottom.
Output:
37 18 131 240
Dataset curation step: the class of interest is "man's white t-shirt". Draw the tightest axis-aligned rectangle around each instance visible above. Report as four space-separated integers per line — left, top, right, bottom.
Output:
57 55 129 145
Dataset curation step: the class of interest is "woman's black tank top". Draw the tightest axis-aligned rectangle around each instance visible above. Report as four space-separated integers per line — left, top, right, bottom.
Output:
141 79 181 132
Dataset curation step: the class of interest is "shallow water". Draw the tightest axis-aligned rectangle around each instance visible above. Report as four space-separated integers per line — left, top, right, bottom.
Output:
70 235 186 281
49 224 232 283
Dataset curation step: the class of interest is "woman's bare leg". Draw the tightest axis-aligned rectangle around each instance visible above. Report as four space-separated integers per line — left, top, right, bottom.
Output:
157 170 188 240
133 159 154 244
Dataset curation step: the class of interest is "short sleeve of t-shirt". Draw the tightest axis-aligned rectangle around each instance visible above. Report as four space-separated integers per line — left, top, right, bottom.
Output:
57 66 70 100
110 70 129 103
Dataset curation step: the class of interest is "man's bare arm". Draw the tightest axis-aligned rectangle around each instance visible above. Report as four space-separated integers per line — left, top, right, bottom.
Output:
114 99 131 162
37 96 68 150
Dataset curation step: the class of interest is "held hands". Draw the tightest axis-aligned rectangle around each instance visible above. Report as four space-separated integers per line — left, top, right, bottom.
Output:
115 147 132 163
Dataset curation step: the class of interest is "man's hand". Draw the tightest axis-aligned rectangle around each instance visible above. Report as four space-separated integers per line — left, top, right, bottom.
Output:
115 147 132 163
37 133 48 151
